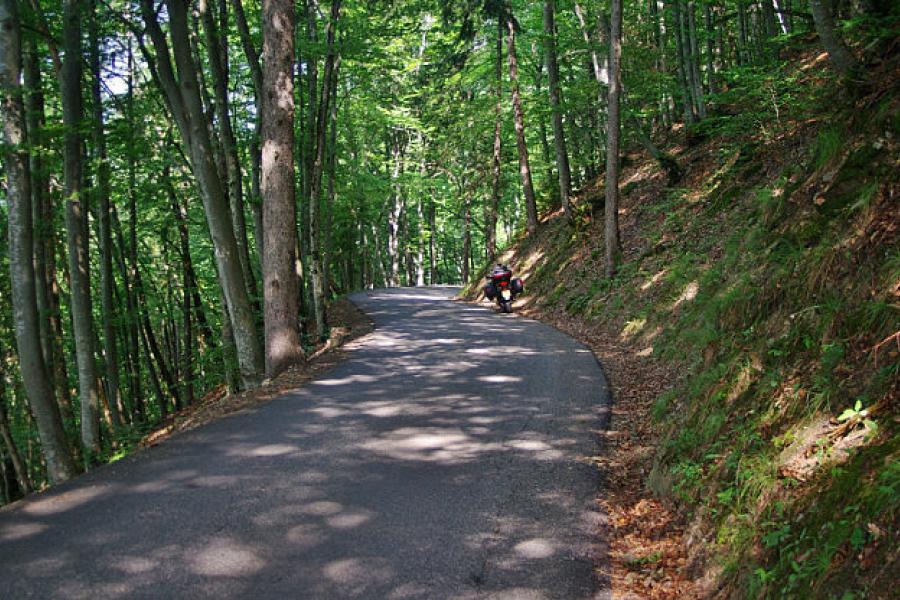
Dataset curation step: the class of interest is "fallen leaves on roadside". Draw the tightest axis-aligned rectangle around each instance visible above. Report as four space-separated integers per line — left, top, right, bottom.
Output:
140 299 374 448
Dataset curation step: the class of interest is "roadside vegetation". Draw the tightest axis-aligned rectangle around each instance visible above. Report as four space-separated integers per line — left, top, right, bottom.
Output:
466 29 898 598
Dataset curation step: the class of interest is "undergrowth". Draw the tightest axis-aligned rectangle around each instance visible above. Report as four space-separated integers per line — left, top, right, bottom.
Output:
467 43 899 598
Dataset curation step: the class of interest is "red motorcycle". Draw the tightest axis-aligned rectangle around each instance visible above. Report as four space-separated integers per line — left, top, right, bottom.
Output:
484 264 524 313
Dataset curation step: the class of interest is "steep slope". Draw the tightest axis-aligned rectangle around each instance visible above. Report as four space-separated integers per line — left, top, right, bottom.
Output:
465 44 899 598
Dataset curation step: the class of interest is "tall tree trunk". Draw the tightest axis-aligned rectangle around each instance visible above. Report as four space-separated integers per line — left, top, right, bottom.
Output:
486 19 502 263
809 0 857 75
168 173 195 405
61 0 101 460
703 3 716 95
201 0 259 310
324 66 339 295
543 0 572 220
22 38 52 375
299 0 319 318
388 133 405 287
428 201 437 284
0 0 78 482
672 0 697 124
0 390 32 495
605 0 623 277
574 1 610 184
122 40 143 421
141 0 264 388
262 0 303 377
111 207 140 420
737 1 750 66
686 1 707 118
462 196 471 285
90 0 123 433
23 33 75 425
505 15 538 234
533 57 556 200
232 0 265 267
308 0 342 338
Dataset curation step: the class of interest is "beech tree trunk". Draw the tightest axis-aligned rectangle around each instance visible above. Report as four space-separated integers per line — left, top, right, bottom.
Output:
605 0 623 277
141 0 264 388
262 0 302 377
506 15 538 234
686 1 706 118
672 0 696 124
543 0 572 220
232 0 265 268
90 0 123 433
308 0 342 338
61 0 101 459
201 0 259 308
388 133 405 287
0 390 32 494
428 202 437 284
486 19 502 263
0 0 78 482
809 0 857 75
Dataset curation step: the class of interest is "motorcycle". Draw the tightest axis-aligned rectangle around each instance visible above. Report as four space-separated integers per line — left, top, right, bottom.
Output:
483 264 524 313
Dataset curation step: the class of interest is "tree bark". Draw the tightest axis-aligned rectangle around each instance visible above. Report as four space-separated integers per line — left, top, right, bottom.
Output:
428 201 437 284
462 196 471 285
61 0 101 460
0 391 32 495
0 0 78 482
809 0 857 75
485 19 502 263
261 0 303 377
543 0 572 220
506 14 538 234
165 171 195 405
388 133 405 287
605 0 623 278
308 0 342 339
232 0 265 268
200 0 259 309
90 0 123 433
141 0 263 388
685 1 706 118
673 0 697 124
22 38 51 374
324 64 340 295
122 40 143 421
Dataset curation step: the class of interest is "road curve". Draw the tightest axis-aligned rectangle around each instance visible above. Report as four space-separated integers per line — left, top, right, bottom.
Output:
0 287 610 599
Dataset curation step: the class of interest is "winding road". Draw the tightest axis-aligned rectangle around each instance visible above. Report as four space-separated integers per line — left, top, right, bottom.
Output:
0 288 610 599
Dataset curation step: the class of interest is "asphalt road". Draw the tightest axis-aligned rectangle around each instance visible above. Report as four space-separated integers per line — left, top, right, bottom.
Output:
0 287 611 599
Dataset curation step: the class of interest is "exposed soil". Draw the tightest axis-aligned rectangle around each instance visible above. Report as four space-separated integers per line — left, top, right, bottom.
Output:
140 298 374 448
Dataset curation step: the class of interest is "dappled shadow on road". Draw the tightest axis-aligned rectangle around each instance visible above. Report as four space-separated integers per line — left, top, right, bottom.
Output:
0 287 610 599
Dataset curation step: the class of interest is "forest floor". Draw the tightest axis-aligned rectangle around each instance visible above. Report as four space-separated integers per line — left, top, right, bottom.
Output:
139 298 374 449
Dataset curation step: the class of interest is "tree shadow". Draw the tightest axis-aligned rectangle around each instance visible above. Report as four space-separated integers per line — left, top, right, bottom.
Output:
0 287 611 599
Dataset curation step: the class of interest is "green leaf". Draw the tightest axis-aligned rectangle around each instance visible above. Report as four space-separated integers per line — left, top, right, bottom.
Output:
837 408 856 422
849 526 866 551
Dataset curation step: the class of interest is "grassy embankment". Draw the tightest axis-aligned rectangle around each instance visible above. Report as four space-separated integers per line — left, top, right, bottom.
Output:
466 39 898 598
